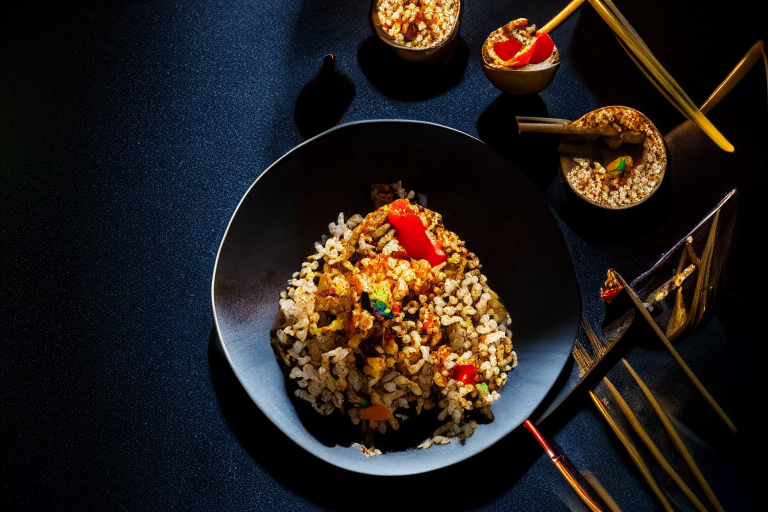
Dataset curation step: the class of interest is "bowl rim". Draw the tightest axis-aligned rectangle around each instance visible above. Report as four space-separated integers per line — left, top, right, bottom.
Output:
481 46 561 74
481 58 561 75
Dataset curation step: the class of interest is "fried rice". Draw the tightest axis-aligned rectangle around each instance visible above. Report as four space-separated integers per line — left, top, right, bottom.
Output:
270 184 517 452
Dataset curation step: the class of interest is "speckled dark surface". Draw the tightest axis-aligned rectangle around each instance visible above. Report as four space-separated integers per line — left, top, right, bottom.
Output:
2 1 766 510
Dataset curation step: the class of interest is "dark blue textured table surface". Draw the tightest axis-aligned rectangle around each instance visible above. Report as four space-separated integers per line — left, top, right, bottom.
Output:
2 1 766 510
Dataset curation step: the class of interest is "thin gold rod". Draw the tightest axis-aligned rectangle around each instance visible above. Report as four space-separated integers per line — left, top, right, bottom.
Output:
539 0 587 34
700 40 767 115
589 391 675 512
586 0 734 152
583 316 607 359
622 359 726 512
603 377 709 512
617 39 691 122
685 238 701 268
573 339 595 376
609 269 738 434
523 419 608 512
580 471 623 512
691 210 719 329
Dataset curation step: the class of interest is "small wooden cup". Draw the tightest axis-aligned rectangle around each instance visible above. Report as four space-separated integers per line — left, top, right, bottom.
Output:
370 0 463 65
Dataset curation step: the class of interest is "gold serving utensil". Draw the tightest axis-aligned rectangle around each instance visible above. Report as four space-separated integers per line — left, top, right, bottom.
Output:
537 190 737 425
700 40 768 115
572 317 609 378
664 213 719 340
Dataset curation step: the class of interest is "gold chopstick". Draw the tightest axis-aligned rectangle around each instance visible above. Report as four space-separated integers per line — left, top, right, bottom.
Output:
523 419 612 512
603 377 709 512
586 0 734 152
607 268 737 434
700 40 767 115
539 0 587 34
539 0 755 150
580 471 623 512
622 359 726 512
589 391 675 512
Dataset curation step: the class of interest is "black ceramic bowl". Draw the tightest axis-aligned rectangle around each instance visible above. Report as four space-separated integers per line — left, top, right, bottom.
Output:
211 120 580 475
370 0 463 65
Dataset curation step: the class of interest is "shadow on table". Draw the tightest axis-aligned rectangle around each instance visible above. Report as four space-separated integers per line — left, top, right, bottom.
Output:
208 326 546 510
548 169 674 244
357 35 469 101
294 54 357 141
476 92 559 194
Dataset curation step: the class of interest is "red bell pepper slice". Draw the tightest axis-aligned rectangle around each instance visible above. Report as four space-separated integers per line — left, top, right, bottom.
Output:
493 38 522 61
600 286 622 303
387 199 447 267
507 43 535 67
530 33 555 64
452 364 477 385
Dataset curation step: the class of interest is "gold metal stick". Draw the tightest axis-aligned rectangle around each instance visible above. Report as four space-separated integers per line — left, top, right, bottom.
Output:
523 419 612 512
583 317 607 358
589 391 675 512
580 471 623 512
586 0 734 152
573 317 610 377
614 38 695 126
539 0 587 34
622 359 726 512
700 40 767 115
603 377 709 512
691 210 719 329
608 268 737 434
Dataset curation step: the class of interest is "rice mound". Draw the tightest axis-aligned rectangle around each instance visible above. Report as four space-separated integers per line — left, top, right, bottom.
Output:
270 185 517 451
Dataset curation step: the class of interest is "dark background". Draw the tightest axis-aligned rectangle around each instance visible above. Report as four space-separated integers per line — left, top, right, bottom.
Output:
2 1 766 510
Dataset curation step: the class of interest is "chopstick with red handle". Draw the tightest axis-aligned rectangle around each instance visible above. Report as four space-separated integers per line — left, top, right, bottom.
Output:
523 419 618 512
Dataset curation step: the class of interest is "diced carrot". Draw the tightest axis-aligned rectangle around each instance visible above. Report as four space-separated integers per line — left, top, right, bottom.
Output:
358 404 391 421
